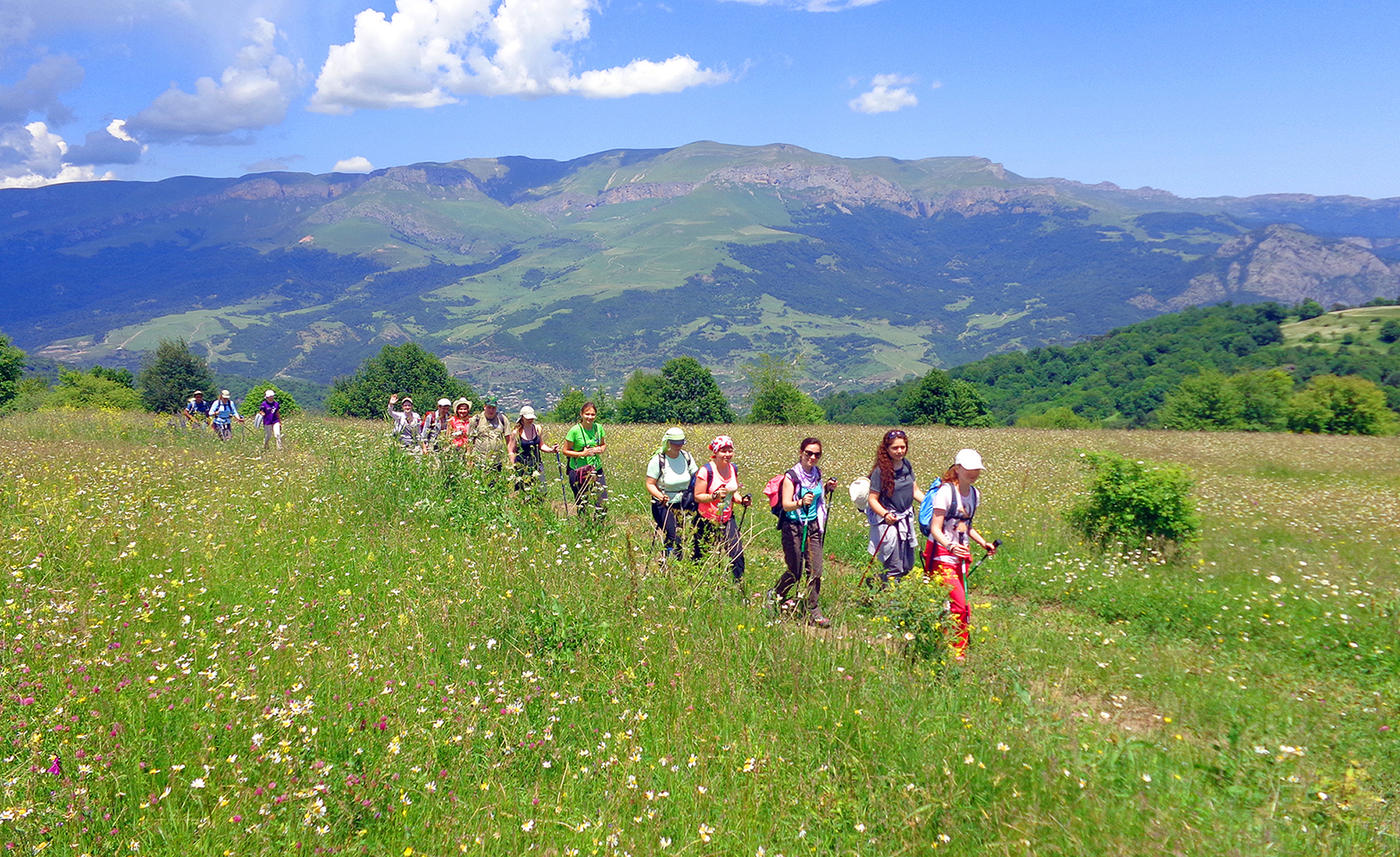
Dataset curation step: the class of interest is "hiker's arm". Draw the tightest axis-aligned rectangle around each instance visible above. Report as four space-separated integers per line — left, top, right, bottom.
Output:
913 483 925 505
645 474 667 503
970 526 995 553
781 477 808 511
694 468 721 504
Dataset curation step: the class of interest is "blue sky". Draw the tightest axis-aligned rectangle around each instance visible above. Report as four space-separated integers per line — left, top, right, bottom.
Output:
2 0 1397 198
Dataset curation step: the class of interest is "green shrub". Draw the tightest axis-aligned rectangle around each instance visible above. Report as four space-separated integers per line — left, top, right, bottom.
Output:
859 576 954 666
1066 451 1200 551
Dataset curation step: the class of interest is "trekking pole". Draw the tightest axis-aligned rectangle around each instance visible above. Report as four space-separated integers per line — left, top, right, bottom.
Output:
860 520 895 590
966 539 1003 580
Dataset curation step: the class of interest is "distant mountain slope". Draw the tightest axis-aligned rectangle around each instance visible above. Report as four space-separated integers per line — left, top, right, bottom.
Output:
3 141 1399 402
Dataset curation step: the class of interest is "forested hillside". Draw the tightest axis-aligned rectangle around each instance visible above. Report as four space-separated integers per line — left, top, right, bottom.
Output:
823 301 1400 431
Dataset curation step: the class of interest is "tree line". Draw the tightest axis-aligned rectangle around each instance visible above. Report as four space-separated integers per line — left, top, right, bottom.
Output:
4 297 1398 435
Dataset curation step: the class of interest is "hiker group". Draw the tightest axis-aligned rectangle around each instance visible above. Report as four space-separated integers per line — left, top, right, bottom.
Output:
183 389 283 450
387 394 998 658
385 395 609 517
642 424 997 658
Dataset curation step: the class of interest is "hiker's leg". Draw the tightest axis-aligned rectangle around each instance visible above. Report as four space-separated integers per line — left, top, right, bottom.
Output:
272 422 282 450
776 518 802 600
651 502 678 557
804 527 824 610
724 517 745 582
937 555 971 654
593 470 608 520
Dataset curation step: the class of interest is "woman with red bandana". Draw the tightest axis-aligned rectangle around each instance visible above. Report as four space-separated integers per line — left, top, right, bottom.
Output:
692 435 750 583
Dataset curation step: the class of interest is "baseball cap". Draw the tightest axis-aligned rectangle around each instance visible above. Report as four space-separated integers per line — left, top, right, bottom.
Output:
954 448 985 470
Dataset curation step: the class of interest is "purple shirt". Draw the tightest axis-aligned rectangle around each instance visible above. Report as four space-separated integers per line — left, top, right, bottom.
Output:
259 399 281 424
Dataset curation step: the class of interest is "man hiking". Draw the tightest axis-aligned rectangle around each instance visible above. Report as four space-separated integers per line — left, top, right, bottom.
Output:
208 390 245 440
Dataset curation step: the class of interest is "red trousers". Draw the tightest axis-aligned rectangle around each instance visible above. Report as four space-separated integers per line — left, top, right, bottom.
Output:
924 542 970 654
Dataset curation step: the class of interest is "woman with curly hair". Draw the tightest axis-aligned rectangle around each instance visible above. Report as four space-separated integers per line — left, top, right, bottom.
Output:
865 429 926 583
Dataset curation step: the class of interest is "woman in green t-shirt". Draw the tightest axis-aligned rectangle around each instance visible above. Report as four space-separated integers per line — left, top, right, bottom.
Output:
562 401 608 520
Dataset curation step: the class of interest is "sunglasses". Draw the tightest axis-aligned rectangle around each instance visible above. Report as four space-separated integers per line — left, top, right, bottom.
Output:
801 449 822 458
669 439 686 445
885 430 906 440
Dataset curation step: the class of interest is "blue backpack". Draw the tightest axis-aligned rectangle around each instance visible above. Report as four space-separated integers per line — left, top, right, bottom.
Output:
916 478 944 537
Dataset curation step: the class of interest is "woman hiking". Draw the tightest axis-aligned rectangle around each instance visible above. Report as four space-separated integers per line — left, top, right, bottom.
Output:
866 429 925 583
693 435 750 584
387 394 422 451
562 402 608 520
508 406 554 492
926 448 997 661
644 427 697 561
447 398 473 451
258 390 283 451
772 437 837 627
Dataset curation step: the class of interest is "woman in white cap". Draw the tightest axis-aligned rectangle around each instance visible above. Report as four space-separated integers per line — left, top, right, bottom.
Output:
926 448 997 661
644 427 697 560
208 389 244 440
508 406 554 492
693 435 750 583
258 389 282 451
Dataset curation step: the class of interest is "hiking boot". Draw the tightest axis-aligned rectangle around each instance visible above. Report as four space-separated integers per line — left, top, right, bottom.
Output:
764 589 778 612
808 607 830 628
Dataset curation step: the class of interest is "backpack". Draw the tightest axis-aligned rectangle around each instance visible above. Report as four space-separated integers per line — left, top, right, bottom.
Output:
916 477 945 537
849 476 871 511
764 467 820 524
933 483 979 540
689 462 737 515
676 460 711 513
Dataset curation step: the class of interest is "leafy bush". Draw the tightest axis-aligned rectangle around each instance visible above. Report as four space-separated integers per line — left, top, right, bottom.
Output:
1286 374 1395 435
46 370 144 411
1015 405 1092 429
1066 451 1199 551
858 576 954 666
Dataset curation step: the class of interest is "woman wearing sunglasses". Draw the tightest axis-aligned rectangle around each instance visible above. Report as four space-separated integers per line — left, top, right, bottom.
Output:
866 429 926 583
772 437 838 627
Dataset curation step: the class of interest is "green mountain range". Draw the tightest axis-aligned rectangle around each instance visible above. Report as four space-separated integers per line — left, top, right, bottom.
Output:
4 141 1399 403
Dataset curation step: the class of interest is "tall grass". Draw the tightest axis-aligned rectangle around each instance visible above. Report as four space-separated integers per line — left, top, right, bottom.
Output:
2 412 1397 855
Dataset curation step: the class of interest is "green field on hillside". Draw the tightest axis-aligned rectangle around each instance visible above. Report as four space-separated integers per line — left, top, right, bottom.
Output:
1282 306 1400 351
2 414 1397 854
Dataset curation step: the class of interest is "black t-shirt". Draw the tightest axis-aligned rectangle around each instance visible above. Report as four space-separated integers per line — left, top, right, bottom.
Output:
869 459 915 513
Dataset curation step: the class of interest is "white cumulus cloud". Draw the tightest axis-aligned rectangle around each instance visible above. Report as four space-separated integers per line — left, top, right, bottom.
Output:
126 17 304 142
310 0 728 114
332 155 373 173
0 121 112 188
849 73 917 114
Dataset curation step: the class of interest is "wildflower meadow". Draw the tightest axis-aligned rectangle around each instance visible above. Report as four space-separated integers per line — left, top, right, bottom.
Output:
2 411 1397 855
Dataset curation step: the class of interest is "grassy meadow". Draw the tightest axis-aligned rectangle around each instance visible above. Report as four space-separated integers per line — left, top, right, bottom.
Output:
2 411 1398 855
